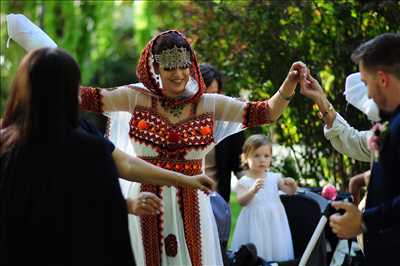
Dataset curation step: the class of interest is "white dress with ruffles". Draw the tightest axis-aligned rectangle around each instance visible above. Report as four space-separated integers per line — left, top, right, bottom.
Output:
231 172 294 262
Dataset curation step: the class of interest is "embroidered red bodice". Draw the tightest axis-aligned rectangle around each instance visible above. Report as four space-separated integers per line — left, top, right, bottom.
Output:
130 107 214 159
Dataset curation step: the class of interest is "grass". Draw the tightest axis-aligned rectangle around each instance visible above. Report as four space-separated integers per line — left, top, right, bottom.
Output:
228 192 241 249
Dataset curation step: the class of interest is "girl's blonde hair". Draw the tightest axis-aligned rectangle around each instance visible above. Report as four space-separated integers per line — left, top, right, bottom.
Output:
241 134 272 169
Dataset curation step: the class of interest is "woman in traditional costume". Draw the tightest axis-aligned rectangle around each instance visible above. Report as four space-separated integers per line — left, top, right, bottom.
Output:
7 16 306 265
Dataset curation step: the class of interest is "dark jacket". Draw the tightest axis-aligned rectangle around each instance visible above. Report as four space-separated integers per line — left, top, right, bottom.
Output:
0 128 134 266
363 106 400 266
215 132 245 203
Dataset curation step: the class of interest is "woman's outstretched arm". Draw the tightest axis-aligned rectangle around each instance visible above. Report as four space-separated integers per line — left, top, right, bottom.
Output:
213 61 307 127
112 148 215 194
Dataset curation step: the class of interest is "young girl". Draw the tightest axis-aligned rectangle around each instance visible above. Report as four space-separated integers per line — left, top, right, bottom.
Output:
231 134 297 262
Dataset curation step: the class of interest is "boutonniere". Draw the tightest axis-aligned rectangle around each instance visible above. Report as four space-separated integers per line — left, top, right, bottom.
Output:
368 121 389 162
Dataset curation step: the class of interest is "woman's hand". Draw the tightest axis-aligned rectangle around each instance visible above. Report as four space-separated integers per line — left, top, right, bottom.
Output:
185 174 216 195
127 192 162 216
287 61 308 84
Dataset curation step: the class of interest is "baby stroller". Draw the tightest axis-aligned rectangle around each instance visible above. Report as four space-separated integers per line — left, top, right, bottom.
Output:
257 190 329 266
229 190 364 266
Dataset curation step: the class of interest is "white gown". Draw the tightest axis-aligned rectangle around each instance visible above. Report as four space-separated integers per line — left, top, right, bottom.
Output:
231 172 294 262
105 85 256 266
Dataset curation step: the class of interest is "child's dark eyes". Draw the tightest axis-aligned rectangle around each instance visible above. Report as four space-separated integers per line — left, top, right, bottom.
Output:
254 154 271 158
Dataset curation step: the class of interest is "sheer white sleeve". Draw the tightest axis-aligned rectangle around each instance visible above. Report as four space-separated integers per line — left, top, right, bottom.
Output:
81 85 144 197
100 86 152 197
106 111 136 198
201 93 273 144
80 84 146 114
106 112 135 155
324 113 372 162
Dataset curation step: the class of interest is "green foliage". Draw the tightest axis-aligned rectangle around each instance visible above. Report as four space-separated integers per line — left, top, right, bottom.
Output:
0 0 138 113
178 0 400 188
133 1 157 53
1 1 399 188
272 155 300 180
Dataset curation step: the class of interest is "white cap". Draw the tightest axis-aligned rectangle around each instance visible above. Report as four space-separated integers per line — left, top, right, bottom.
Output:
6 14 57 52
343 72 380 122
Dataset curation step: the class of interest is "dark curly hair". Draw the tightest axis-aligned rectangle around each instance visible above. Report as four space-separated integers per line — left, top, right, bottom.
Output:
199 63 223 92
152 31 192 58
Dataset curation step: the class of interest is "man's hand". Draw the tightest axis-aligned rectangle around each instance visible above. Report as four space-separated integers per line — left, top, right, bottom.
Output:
299 73 337 128
329 201 363 239
127 192 162 216
300 73 326 102
348 171 369 205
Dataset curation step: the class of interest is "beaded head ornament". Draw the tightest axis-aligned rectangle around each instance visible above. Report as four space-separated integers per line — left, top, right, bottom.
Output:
136 30 206 107
154 45 191 69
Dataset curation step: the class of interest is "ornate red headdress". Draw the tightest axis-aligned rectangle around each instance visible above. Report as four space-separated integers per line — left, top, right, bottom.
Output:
136 30 206 106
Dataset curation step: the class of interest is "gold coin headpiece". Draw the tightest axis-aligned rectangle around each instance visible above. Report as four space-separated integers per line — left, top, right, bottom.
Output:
154 46 191 69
